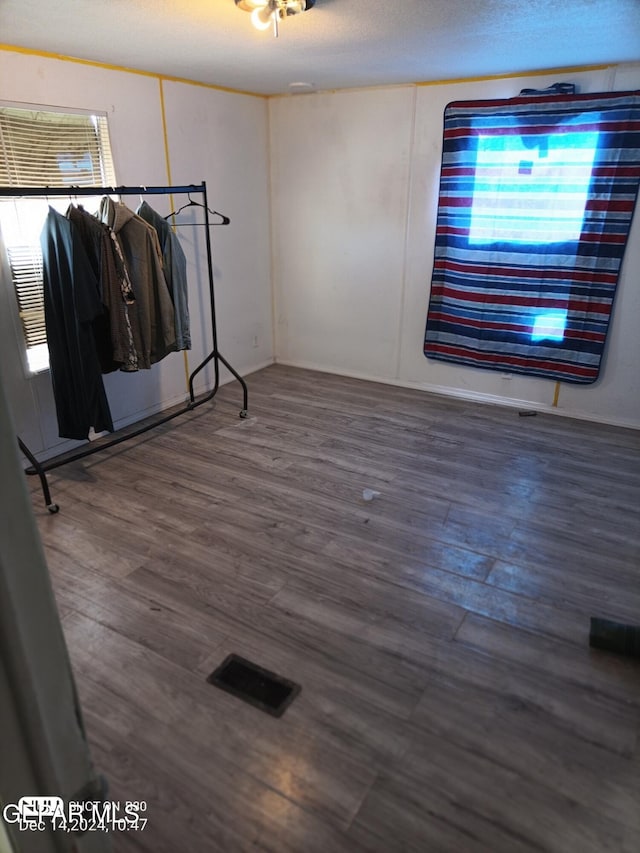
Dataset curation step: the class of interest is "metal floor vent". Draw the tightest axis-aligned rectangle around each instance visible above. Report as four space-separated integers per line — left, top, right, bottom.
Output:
207 654 301 717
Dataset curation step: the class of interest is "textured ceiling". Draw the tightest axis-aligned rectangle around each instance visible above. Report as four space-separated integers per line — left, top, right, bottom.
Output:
1 0 639 95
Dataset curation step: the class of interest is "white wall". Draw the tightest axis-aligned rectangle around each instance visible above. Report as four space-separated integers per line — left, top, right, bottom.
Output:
270 65 640 428
0 49 273 458
270 86 414 380
1 50 638 448
162 80 273 384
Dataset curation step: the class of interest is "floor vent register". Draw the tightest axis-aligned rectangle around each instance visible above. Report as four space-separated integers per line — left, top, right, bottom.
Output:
207 654 301 717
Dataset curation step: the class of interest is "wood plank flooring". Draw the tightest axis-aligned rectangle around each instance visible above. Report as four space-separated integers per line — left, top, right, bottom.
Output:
30 365 640 852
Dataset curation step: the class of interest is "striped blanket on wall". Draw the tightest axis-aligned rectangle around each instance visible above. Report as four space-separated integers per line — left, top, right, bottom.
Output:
424 89 640 383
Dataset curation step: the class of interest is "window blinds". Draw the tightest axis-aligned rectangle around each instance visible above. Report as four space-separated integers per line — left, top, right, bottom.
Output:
0 107 116 371
5 243 45 349
0 108 115 187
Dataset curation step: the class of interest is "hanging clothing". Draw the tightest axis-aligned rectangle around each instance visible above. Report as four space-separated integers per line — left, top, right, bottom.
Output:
64 205 114 373
66 205 138 373
136 201 191 351
99 197 176 368
40 207 114 440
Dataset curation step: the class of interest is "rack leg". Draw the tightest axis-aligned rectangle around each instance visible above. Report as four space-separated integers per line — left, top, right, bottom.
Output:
215 352 249 418
187 350 249 418
188 349 218 404
17 437 59 513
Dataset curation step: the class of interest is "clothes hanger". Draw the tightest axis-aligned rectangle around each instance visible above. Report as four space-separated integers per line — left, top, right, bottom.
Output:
164 193 230 225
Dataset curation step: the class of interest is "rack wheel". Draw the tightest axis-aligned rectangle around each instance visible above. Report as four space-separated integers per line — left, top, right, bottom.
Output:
47 503 60 514
239 409 248 419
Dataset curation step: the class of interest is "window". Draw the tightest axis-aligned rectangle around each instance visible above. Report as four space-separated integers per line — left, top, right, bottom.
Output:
0 105 116 373
468 130 598 245
424 88 640 383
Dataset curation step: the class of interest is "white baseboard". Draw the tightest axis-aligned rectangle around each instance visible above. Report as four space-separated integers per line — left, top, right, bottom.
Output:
235 357 276 378
26 357 277 464
274 358 640 431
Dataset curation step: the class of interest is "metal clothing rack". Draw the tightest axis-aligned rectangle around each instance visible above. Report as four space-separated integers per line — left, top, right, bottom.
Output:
0 181 248 513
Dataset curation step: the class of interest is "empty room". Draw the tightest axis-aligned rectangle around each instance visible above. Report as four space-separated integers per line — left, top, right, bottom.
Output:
0 1 639 851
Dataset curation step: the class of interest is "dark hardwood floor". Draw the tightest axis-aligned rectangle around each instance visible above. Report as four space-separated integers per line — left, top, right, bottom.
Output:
31 365 640 852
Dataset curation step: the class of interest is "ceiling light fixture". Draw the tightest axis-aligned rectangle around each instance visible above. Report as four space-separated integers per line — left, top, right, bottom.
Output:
234 0 315 38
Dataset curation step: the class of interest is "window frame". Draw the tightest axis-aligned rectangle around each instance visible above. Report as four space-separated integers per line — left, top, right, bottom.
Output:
0 101 117 376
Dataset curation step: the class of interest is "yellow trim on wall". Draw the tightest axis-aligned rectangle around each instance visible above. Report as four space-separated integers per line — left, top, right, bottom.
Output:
415 63 611 88
1 44 613 100
552 382 561 408
0 43 266 98
271 64 615 98
158 78 174 188
158 77 191 389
